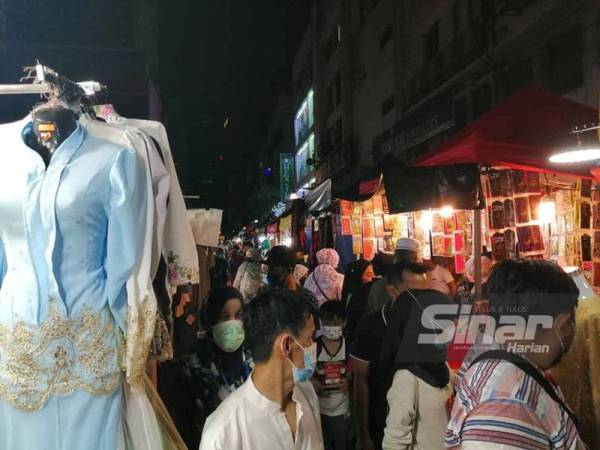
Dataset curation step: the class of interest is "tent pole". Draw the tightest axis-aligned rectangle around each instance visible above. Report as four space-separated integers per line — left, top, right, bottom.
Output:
474 209 482 300
474 182 483 300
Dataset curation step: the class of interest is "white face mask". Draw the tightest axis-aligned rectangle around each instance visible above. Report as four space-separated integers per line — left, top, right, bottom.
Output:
322 326 343 341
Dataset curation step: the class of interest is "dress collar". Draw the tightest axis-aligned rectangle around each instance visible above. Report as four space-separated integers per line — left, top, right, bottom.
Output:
12 115 86 169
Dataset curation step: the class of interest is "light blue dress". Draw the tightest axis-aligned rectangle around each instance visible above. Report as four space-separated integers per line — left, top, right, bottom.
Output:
0 118 146 449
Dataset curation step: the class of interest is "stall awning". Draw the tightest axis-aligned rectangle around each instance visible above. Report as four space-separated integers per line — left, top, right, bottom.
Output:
381 155 482 213
415 88 597 177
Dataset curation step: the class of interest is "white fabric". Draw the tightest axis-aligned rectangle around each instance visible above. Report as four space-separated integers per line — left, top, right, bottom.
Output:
188 208 223 247
80 117 158 385
118 384 164 450
427 265 454 295
383 370 450 450
110 117 200 286
200 377 324 450
316 340 349 417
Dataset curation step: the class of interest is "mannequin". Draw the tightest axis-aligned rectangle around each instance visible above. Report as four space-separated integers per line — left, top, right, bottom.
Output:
27 105 77 166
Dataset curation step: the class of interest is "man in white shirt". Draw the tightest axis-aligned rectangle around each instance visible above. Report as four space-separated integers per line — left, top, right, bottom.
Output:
199 288 324 450
424 258 457 298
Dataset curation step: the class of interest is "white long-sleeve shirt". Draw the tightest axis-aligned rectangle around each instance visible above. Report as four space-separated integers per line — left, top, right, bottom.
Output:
200 376 324 450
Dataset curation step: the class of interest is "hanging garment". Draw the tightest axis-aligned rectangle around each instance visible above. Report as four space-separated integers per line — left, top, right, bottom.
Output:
103 116 200 287
79 117 165 379
0 117 148 450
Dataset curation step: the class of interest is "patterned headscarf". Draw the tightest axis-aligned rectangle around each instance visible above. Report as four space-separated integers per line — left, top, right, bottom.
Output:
316 248 340 268
305 249 344 305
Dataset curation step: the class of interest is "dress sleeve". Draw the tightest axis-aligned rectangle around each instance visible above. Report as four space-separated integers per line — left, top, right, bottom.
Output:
0 237 6 288
105 148 147 333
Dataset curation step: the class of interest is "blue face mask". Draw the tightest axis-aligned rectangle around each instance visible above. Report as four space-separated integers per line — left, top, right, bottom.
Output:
284 337 317 383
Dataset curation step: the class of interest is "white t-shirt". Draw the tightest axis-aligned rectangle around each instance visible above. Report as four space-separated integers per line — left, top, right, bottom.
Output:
427 265 454 295
200 376 324 450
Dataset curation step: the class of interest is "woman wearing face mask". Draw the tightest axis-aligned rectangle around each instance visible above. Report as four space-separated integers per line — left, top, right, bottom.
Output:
342 259 376 345
159 286 252 450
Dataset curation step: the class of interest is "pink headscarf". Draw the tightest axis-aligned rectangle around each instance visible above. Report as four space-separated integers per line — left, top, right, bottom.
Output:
305 249 344 305
316 248 340 268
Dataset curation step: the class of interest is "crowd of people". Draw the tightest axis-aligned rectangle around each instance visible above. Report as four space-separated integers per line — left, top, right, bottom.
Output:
165 238 587 450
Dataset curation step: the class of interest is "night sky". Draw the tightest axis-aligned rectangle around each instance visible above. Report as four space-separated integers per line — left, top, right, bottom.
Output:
0 0 311 232
159 0 312 230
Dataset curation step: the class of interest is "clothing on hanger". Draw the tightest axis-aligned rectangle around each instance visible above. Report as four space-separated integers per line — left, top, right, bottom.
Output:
0 116 148 450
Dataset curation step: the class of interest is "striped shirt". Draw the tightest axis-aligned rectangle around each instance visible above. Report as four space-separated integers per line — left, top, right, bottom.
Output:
446 357 585 449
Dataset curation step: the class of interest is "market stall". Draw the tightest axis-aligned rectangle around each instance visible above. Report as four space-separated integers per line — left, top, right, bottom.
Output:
414 86 600 446
415 87 599 287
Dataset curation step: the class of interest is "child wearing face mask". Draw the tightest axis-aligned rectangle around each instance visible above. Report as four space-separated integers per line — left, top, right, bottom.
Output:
313 301 350 450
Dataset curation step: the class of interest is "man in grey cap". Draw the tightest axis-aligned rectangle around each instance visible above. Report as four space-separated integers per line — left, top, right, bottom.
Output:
367 238 420 312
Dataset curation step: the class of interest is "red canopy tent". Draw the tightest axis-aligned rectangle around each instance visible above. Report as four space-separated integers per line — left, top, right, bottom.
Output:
414 88 598 178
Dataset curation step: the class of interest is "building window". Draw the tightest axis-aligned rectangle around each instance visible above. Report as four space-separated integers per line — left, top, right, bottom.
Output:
424 22 440 61
325 26 342 61
295 133 316 186
294 89 315 146
452 2 462 37
334 71 342 106
381 95 395 116
326 119 343 152
379 23 393 49
467 0 477 23
327 71 342 115
471 82 492 119
544 27 584 94
359 0 382 24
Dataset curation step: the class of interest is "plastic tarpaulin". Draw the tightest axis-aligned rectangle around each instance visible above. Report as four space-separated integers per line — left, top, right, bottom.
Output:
382 157 482 213
414 88 597 178
305 179 332 213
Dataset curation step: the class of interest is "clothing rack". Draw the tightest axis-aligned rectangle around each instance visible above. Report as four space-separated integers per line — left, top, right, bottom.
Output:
0 63 105 101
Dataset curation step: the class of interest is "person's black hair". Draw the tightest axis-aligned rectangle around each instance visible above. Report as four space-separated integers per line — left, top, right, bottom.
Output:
244 288 317 363
341 259 372 304
386 261 427 286
372 252 394 276
242 240 254 248
486 259 578 320
320 300 347 322
394 248 418 263
200 286 244 329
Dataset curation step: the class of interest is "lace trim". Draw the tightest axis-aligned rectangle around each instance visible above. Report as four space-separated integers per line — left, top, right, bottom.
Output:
0 301 124 412
125 295 156 385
